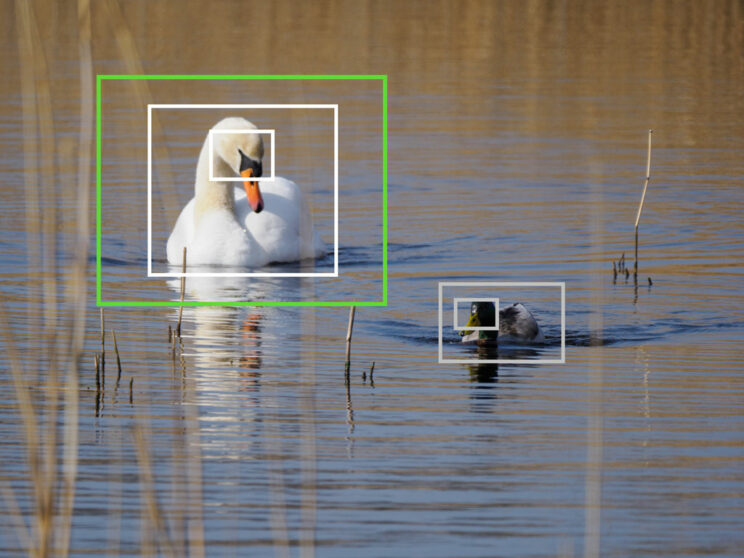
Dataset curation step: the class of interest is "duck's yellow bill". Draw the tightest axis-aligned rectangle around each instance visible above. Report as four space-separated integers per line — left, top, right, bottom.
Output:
460 312 480 336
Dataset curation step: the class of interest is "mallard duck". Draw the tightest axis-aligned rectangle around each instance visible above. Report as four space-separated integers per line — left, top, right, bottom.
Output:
460 301 544 346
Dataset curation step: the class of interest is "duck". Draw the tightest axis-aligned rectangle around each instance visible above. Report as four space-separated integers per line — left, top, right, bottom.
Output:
460 301 544 346
166 117 326 267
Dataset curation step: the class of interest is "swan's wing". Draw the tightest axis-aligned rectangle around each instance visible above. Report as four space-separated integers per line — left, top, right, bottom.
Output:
166 198 196 264
168 196 264 267
236 178 326 263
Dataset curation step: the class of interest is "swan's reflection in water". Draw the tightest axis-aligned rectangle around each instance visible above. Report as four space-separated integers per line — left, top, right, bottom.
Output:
183 305 265 458
166 271 302 303
168 274 318 546
166 274 307 455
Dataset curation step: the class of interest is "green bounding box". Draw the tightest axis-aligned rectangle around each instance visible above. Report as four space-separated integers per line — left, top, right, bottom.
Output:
95 74 388 308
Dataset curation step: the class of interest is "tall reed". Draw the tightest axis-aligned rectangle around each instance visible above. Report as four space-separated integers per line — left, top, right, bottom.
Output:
634 130 653 278
0 1 90 555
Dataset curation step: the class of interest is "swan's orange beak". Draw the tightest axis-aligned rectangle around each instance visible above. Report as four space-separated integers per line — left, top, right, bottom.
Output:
241 168 263 213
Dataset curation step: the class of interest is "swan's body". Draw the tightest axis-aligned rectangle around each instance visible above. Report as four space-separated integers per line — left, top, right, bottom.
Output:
460 302 544 346
166 117 326 267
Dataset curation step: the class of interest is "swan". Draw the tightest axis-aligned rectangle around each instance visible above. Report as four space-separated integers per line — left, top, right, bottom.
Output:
166 117 326 267
460 302 544 346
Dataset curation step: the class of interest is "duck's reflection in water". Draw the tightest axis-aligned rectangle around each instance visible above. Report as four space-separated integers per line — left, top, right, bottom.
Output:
466 346 500 382
465 344 542 412
465 342 544 380
469 362 499 384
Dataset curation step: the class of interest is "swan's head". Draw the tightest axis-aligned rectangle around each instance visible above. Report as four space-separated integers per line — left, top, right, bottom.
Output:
211 117 265 213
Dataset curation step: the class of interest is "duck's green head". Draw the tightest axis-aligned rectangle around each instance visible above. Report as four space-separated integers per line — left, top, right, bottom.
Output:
460 301 497 341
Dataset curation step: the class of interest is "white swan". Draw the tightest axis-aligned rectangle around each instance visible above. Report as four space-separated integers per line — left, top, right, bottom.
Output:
166 117 326 267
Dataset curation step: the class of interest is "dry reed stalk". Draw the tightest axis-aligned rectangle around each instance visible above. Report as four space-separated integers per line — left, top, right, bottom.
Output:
94 355 100 391
95 355 101 418
99 308 106 373
0 479 31 552
264 386 291 557
0 304 39 550
133 425 177 557
183 392 205 558
101 0 180 225
14 0 41 344
179 338 186 376
344 306 356 374
129 378 134 405
345 373 355 435
97 7 195 547
5 0 88 553
112 330 123 389
57 0 93 550
634 130 653 277
26 2 58 333
9 2 68 554
176 247 186 337
298 293 318 557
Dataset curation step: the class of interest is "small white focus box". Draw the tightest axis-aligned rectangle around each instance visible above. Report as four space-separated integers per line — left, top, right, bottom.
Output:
453 298 499 331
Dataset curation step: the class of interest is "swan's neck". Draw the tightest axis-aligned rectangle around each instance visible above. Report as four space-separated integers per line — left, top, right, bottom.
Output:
193 141 237 225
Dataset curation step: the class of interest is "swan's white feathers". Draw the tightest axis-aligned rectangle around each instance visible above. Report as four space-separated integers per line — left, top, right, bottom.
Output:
166 117 326 268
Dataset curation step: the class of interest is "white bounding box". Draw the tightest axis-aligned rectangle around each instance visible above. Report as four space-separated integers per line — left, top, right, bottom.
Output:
453 298 500 331
208 129 275 182
438 281 566 365
147 103 338 278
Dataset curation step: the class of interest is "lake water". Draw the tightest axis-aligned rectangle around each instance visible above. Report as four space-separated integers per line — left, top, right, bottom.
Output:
0 1 743 556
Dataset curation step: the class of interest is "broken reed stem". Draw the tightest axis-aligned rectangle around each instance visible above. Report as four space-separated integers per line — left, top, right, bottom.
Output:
112 330 122 389
94 355 100 391
634 129 653 277
94 354 101 417
129 378 134 405
99 307 105 372
345 306 356 374
176 247 186 337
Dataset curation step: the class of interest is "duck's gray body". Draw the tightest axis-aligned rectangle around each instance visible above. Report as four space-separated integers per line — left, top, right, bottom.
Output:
460 302 544 346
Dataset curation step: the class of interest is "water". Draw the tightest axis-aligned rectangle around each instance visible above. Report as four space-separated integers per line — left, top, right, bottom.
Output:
1 1 743 556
